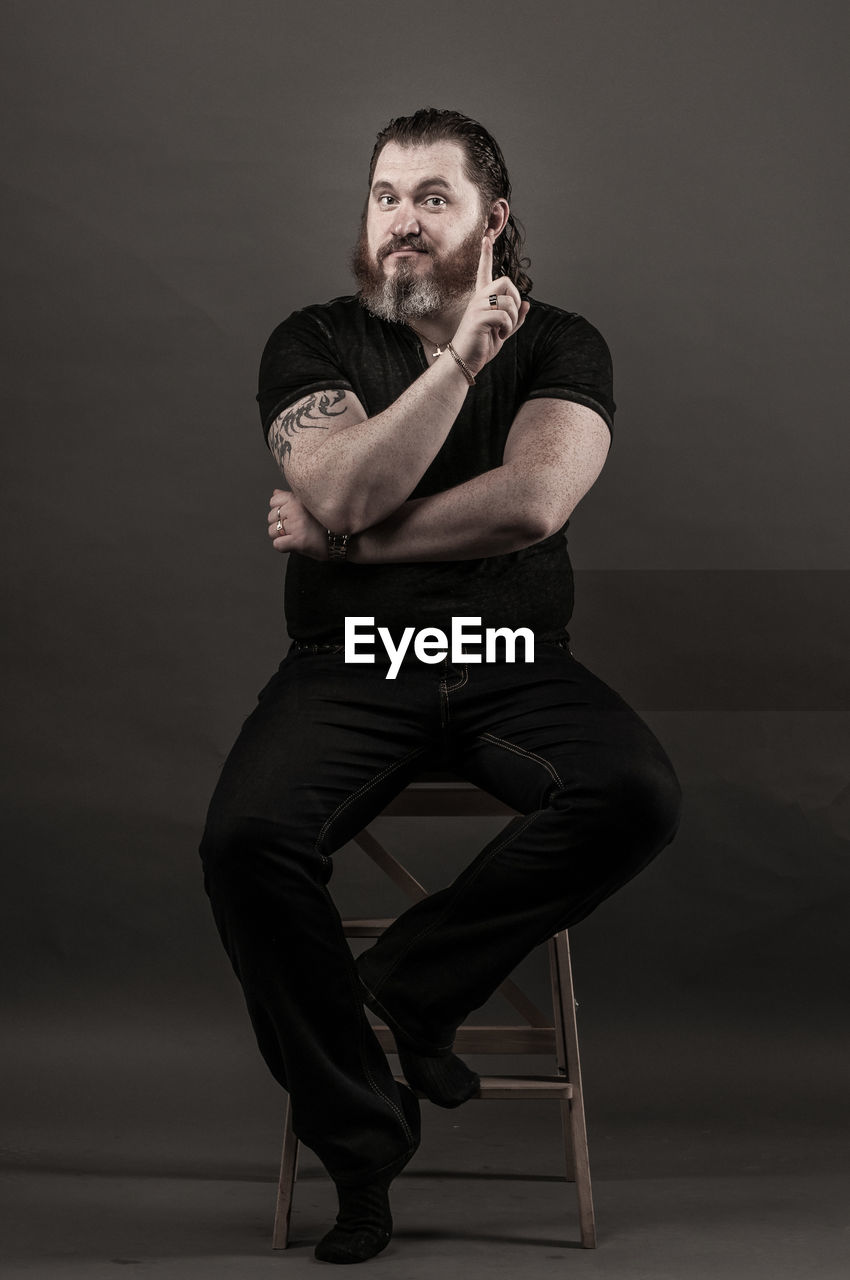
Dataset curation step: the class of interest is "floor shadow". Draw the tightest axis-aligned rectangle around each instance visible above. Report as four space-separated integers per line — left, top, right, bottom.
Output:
396 1226 584 1250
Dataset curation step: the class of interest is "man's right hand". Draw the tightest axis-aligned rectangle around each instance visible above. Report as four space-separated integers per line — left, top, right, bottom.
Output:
451 234 531 376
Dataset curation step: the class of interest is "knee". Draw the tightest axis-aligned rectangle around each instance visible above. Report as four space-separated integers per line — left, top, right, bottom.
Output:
199 813 324 894
199 814 252 891
554 746 681 855
611 749 682 853
199 816 239 885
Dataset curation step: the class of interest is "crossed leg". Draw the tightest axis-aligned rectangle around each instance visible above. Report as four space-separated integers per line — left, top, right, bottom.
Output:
357 645 682 1055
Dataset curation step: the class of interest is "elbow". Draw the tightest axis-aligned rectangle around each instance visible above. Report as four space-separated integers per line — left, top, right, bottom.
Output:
314 497 375 538
508 470 571 545
295 462 406 536
520 505 569 545
294 478 371 536
290 467 376 537
311 501 353 537
318 486 406 537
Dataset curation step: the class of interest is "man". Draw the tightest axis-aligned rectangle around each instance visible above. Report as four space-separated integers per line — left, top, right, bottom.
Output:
200 108 681 1265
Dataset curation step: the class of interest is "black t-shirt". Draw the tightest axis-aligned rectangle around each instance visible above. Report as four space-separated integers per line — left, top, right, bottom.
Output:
257 295 615 643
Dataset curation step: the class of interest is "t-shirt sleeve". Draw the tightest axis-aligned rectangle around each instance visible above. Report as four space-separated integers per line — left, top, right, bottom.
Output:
525 311 616 436
256 308 354 442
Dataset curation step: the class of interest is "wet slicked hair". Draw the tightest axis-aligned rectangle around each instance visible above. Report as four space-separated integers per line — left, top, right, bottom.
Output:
367 107 533 295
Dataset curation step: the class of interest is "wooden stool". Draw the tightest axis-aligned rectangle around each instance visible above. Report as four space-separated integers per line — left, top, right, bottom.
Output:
272 779 597 1249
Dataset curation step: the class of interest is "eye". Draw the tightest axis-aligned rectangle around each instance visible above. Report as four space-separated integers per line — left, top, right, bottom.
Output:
377 194 397 207
423 196 447 208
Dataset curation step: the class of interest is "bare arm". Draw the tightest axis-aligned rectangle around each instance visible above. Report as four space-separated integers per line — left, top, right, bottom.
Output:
267 360 470 534
268 399 610 562
266 235 529 534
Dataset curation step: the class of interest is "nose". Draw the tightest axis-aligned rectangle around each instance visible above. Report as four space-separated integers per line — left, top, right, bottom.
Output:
391 200 420 238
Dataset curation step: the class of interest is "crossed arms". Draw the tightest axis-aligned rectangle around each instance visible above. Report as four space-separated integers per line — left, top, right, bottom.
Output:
266 371 611 564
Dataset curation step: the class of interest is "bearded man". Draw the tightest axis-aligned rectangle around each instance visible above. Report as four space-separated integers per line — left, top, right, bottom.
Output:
200 108 681 1264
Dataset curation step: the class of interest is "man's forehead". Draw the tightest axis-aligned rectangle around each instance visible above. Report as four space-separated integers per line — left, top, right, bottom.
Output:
371 140 470 191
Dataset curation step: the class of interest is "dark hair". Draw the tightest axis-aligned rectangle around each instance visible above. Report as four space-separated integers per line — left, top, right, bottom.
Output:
367 107 532 294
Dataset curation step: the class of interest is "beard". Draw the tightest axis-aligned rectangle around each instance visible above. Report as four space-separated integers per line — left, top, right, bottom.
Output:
350 222 483 324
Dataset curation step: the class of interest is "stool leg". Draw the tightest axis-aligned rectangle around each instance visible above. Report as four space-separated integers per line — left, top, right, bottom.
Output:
550 932 597 1248
272 1094 299 1250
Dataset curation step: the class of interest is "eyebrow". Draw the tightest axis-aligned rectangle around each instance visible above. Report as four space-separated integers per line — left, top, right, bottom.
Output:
371 176 456 196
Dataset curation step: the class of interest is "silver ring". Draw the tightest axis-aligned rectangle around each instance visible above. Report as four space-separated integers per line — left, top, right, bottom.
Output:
276 507 283 533
489 293 499 308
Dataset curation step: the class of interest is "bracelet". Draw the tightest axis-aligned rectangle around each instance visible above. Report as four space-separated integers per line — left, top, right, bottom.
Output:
326 530 350 562
446 342 476 387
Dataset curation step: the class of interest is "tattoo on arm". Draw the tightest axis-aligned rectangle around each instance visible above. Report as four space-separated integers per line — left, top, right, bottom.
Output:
268 390 347 471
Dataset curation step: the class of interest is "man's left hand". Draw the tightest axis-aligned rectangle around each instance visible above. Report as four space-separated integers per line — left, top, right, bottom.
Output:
268 490 329 560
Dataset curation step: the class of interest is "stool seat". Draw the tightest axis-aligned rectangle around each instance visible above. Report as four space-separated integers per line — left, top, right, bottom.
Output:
381 777 516 817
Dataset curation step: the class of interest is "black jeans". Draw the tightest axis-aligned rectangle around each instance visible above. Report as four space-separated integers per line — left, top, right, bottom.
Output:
199 641 681 1185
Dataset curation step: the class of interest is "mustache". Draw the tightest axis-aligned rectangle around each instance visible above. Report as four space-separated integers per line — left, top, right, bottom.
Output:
378 235 430 260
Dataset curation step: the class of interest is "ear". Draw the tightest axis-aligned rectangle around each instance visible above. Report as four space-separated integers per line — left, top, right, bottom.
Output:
486 197 510 239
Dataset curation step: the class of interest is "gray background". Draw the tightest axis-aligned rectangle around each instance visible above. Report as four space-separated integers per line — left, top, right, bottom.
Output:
2 1 848 1276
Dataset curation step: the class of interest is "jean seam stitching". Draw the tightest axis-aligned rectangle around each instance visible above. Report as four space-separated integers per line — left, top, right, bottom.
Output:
443 664 468 693
315 745 429 855
478 731 565 789
344 961 413 1148
360 973 454 1054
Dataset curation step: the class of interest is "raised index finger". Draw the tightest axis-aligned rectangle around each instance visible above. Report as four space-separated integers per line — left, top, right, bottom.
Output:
476 234 494 291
